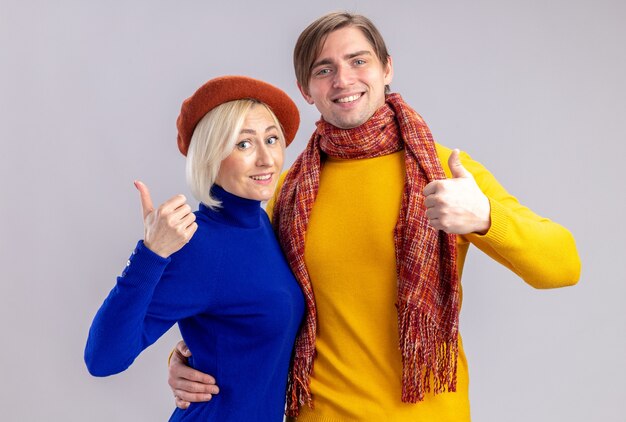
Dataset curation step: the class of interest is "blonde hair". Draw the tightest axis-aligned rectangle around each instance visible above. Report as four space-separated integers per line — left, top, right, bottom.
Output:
294 11 391 95
186 100 285 208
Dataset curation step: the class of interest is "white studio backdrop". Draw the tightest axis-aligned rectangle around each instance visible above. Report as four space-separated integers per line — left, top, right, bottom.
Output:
0 0 624 421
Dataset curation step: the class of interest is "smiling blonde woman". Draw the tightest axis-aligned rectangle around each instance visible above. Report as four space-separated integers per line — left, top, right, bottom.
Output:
85 76 304 422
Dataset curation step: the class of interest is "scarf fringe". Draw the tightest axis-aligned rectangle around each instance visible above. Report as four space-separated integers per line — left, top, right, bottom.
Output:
285 353 314 417
397 300 458 402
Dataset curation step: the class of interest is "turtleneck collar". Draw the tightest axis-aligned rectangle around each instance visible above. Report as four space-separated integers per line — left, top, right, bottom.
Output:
199 185 262 229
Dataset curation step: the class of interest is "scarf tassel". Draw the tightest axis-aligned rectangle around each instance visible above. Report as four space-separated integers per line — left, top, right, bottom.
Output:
397 300 459 402
285 353 314 417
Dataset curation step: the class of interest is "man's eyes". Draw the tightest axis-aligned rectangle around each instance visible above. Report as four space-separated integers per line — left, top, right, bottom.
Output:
315 68 331 76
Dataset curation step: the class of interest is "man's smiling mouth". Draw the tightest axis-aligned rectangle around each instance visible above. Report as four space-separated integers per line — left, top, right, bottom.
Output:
334 93 363 103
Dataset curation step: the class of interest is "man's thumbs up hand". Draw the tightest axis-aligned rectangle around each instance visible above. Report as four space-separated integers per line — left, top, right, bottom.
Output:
134 181 198 258
422 149 491 235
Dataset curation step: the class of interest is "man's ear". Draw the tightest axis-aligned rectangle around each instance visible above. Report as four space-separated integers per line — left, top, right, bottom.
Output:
384 55 394 86
297 81 315 105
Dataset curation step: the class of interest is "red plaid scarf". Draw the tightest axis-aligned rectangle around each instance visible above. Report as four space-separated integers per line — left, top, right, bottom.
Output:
273 93 460 416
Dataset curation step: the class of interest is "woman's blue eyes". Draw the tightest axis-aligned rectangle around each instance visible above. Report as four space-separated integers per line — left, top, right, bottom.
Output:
236 136 279 149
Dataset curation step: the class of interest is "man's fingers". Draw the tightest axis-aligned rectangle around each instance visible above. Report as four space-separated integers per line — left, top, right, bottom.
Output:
178 365 217 385
175 340 192 358
170 358 217 385
428 219 442 231
172 378 219 395
423 180 439 197
174 390 213 404
175 397 191 410
424 194 443 209
134 181 154 219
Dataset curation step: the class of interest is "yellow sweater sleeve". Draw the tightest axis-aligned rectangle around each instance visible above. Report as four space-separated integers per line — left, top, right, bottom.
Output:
265 170 289 222
271 151 581 289
436 144 581 289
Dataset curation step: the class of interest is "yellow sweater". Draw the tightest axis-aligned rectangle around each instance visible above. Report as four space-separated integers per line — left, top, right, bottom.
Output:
268 145 580 421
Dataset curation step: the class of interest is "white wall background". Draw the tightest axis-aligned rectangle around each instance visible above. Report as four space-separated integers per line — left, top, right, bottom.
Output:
1 0 624 420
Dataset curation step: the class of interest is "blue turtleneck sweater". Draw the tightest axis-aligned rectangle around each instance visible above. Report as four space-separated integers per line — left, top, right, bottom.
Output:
85 186 304 421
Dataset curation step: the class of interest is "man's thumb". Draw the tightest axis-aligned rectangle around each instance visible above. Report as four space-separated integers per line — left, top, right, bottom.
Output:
448 149 471 179
134 180 154 219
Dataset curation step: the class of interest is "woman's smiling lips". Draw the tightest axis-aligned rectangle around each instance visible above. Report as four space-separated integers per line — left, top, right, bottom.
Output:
249 173 274 184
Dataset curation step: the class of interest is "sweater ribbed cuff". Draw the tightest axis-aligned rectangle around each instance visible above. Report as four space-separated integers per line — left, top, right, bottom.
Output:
117 240 171 292
465 198 510 246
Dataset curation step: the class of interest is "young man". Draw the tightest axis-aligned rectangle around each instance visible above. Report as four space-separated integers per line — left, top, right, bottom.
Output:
167 12 580 421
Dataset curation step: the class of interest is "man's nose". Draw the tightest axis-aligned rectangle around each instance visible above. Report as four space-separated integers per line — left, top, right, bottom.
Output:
332 64 353 89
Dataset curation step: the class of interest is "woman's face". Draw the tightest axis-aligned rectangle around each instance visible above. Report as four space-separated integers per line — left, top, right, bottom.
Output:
215 105 285 202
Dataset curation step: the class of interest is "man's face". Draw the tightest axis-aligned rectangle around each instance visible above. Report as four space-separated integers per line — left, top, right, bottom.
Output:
299 26 393 129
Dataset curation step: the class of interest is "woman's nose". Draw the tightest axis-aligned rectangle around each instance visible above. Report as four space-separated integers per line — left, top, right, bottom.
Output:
256 144 275 167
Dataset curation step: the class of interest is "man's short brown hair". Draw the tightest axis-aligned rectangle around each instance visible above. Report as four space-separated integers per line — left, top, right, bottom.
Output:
294 12 391 95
